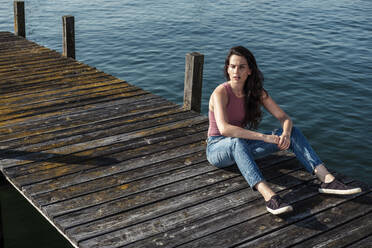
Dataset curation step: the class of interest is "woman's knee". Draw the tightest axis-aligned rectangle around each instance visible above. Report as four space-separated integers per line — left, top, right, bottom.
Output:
232 137 254 154
291 126 299 133
232 137 248 149
290 126 303 139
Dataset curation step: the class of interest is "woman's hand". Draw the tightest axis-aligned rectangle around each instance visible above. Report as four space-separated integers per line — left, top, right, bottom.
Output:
278 134 291 150
264 134 280 144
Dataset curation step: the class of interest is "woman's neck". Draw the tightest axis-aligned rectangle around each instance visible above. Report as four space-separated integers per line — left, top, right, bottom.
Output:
228 81 245 98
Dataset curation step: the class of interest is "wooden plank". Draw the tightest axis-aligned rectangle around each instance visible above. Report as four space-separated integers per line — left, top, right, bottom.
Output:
1 115 207 170
234 191 372 248
63 171 243 240
174 182 369 248
0 68 102 89
42 160 214 217
0 94 167 136
2 127 205 181
0 68 102 93
0 45 43 54
77 165 316 248
1 80 129 110
0 59 91 76
0 51 63 67
0 59 90 75
0 64 98 84
0 93 159 129
0 43 41 53
0 80 128 109
124 175 355 248
10 122 205 182
0 68 112 94
60 157 297 242
0 87 149 123
290 211 372 248
0 94 155 136
123 187 314 247
0 78 124 108
9 113 206 185
28 142 208 202
0 37 36 48
0 61 89 81
0 62 86 80
0 31 20 40
0 107 187 150
0 83 134 109
0 73 117 99
0 36 34 43
24 144 206 196
0 41 39 50
4 128 204 183
0 49 69 61
0 45 51 56
0 97 174 143
6 110 199 153
346 235 372 248
0 51 66 67
0 66 108 87
0 89 144 122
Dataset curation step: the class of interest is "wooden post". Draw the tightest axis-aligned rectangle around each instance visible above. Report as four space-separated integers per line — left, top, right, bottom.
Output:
62 15 75 59
183 52 204 113
13 1 25 37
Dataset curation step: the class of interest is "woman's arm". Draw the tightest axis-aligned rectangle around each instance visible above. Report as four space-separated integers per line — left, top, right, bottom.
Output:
211 86 279 144
261 91 293 150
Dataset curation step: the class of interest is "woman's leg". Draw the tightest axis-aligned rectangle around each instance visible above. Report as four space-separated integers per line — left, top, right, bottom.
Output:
282 127 361 194
207 136 293 214
278 127 335 181
255 181 275 200
206 136 265 190
314 164 335 183
278 126 323 174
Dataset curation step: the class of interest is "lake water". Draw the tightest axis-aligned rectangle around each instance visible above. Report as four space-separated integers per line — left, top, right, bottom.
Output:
0 0 371 246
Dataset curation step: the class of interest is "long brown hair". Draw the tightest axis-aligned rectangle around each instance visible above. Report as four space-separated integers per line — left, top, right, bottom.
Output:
224 46 266 129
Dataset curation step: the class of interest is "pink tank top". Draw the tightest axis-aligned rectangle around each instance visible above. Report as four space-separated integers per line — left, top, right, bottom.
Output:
208 82 246 136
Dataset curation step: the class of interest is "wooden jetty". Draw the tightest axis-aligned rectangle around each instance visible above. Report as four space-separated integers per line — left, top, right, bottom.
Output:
0 31 371 248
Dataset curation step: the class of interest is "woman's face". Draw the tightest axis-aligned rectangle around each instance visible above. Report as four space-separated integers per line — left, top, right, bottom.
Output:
227 55 251 84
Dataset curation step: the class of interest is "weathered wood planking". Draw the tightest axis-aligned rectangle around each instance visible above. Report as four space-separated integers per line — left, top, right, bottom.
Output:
0 31 371 248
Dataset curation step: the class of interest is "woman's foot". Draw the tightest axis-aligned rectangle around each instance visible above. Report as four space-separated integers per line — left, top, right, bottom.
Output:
265 195 293 215
319 179 362 195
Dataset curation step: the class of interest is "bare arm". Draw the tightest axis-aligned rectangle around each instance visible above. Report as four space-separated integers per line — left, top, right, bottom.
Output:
261 91 293 150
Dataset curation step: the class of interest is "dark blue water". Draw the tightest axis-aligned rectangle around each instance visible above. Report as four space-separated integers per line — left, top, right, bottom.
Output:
0 0 371 246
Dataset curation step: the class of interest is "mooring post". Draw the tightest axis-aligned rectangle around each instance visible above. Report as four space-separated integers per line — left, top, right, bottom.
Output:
183 52 204 113
62 15 75 59
13 1 25 37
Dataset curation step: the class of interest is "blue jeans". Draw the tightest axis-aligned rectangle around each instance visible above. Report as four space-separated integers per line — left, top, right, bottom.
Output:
206 127 323 189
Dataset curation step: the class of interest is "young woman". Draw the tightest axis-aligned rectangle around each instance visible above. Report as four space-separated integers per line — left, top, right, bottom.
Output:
206 46 361 215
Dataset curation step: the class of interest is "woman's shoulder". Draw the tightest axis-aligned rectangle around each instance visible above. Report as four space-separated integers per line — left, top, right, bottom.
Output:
214 82 229 95
211 82 229 108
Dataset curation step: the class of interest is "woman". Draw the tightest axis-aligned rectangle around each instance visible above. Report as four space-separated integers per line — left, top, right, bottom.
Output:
206 46 361 215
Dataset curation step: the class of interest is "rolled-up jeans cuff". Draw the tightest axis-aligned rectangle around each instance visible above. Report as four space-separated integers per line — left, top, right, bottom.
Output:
251 179 264 191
